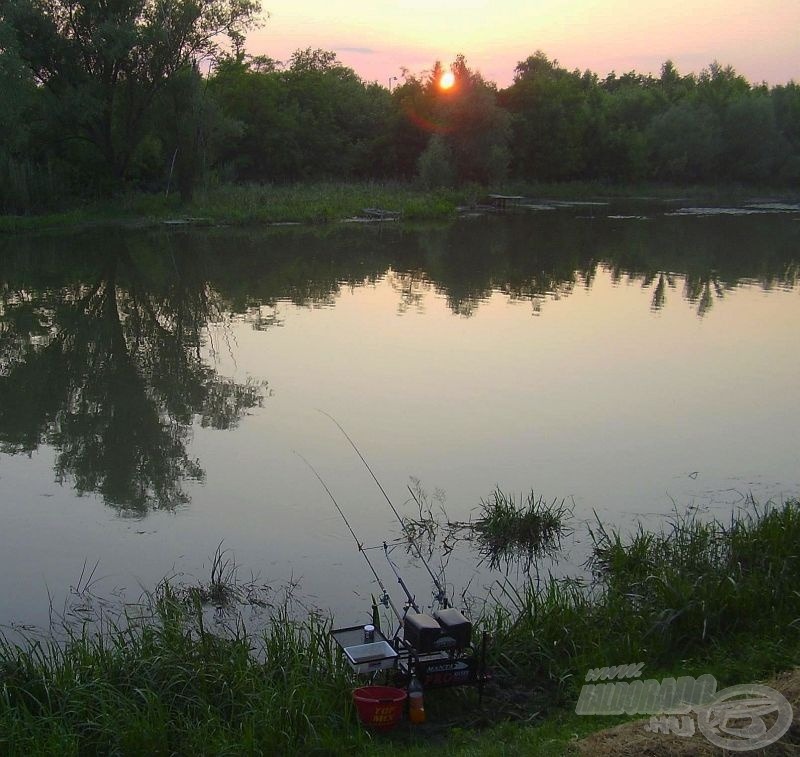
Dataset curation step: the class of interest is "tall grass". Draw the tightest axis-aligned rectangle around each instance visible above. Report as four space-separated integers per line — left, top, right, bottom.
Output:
483 499 800 708
5 178 797 234
187 182 471 224
0 181 476 234
1 500 798 752
0 583 367 756
6 175 800 235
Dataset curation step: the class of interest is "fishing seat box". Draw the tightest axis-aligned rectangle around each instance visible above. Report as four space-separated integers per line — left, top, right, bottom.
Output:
403 612 441 652
434 608 472 649
403 609 473 652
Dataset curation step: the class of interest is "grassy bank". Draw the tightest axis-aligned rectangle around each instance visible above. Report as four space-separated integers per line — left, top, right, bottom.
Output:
0 589 369 756
1 499 798 755
0 182 475 234
2 180 797 235
483 500 800 709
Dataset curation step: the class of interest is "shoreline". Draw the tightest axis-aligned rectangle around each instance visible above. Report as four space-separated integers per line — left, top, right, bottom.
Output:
2 180 798 236
1 499 798 755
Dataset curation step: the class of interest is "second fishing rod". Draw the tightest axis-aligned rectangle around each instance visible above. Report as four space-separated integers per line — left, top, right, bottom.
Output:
295 451 405 624
319 410 451 610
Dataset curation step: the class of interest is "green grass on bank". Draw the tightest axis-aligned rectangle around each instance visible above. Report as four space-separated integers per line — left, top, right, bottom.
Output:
1 499 798 755
0 590 370 756
0 182 473 234
483 500 800 710
2 179 797 235
190 182 469 224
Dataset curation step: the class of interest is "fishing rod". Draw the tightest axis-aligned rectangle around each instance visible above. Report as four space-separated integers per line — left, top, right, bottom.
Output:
317 410 450 609
294 451 403 624
383 541 421 614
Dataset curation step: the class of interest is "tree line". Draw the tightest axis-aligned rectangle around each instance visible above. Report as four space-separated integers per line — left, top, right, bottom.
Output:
1 0 799 213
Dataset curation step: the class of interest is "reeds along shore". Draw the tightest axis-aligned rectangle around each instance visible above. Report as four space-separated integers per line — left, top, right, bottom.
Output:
1 498 798 755
485 499 800 706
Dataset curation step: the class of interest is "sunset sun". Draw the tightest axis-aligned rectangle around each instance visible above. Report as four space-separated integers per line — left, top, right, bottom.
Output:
439 70 455 90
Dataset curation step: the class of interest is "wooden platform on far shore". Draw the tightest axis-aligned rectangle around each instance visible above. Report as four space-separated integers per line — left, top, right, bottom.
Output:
487 194 525 210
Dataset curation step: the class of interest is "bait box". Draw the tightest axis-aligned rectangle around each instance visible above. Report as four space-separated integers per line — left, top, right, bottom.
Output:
331 625 398 674
343 641 398 674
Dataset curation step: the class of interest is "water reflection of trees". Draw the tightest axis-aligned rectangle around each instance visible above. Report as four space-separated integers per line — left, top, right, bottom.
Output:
1 213 797 511
0 236 264 512
126 212 798 328
600 212 799 316
398 217 594 316
409 211 799 319
387 270 430 314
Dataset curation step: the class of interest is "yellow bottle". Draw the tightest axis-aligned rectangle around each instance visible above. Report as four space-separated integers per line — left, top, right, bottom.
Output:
408 676 425 724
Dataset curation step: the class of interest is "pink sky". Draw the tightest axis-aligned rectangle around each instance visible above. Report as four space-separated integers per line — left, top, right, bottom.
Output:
245 0 799 87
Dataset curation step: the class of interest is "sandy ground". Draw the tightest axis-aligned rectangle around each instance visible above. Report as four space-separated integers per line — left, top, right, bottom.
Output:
575 669 800 756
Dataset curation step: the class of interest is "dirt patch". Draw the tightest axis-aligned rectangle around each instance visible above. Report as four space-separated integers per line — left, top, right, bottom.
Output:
575 669 800 756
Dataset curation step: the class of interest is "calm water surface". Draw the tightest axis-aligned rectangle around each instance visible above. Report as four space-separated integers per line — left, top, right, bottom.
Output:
1 203 799 628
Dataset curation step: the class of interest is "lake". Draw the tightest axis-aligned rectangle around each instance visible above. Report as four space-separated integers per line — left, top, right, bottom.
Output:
1 200 799 629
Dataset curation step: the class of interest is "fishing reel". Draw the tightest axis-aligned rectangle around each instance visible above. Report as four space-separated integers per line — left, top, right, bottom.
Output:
376 590 392 610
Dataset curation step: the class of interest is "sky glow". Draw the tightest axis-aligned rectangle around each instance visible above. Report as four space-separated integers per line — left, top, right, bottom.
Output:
246 0 799 87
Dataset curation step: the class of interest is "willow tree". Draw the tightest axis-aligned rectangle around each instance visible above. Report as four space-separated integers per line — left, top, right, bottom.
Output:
3 0 261 184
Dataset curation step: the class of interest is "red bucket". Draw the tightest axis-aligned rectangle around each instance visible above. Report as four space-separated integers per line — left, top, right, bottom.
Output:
352 685 407 731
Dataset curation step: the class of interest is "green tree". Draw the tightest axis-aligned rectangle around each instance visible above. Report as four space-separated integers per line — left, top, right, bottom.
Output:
417 134 455 188
443 55 510 184
207 56 295 180
720 94 785 182
397 55 509 185
585 71 662 180
282 49 393 179
693 61 750 115
389 71 432 178
647 101 721 181
500 51 589 180
161 63 226 202
3 0 261 187
208 49 393 181
0 18 54 210
771 81 800 182
658 60 696 104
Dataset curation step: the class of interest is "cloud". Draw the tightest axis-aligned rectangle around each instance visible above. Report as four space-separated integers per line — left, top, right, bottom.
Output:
337 46 377 55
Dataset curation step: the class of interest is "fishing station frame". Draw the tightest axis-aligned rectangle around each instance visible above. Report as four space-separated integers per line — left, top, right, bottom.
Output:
303 413 490 703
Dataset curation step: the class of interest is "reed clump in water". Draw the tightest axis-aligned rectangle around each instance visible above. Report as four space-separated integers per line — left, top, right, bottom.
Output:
401 483 571 574
472 488 571 569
